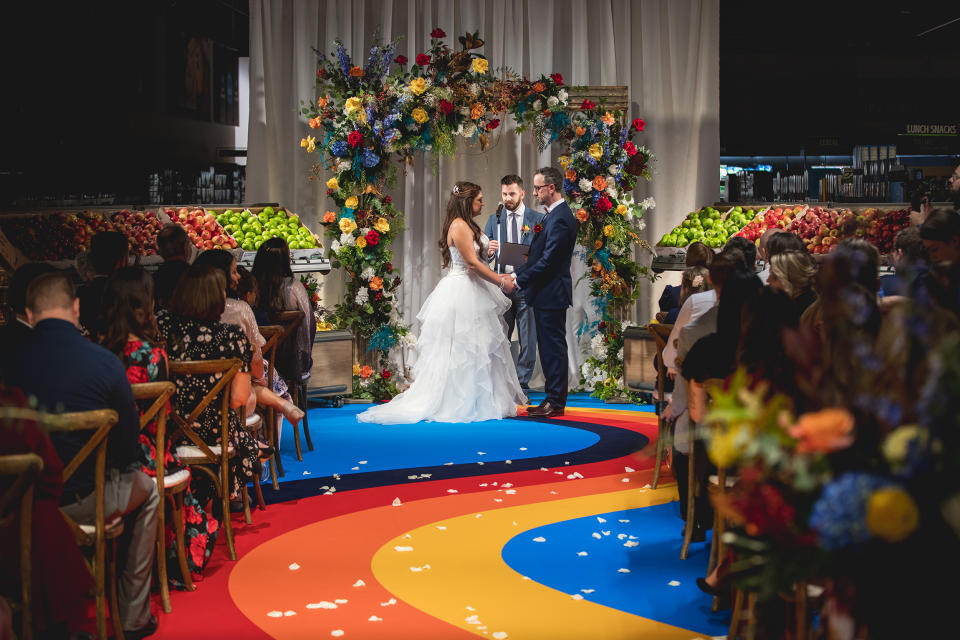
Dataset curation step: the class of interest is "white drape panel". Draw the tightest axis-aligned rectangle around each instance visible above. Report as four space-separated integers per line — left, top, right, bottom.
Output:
248 0 719 386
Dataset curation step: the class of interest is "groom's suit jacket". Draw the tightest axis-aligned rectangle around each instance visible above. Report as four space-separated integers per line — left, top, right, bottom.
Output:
483 204 546 273
515 200 577 310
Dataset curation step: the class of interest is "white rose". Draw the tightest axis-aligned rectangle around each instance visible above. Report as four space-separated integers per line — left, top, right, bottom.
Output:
330 240 341 253
533 99 542 111
637 220 646 231
361 266 375 281
617 347 624 361
337 160 352 173
340 232 356 247
558 89 568 102
578 178 593 193
608 165 619 176
547 95 559 108
606 186 618 198
642 197 656 210
355 288 369 304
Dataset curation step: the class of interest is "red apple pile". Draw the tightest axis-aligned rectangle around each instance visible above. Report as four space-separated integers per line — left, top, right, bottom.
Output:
111 210 164 256
164 208 237 251
788 206 857 254
735 207 801 243
857 207 910 254
0 214 79 261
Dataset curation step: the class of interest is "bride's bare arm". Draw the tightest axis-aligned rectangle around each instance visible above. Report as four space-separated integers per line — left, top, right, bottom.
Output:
449 219 509 289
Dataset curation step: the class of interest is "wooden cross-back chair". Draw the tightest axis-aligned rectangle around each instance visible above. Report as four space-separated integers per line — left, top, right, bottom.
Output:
255 324 284 490
647 323 674 489
130 380 193 613
271 310 313 461
43 409 122 640
0 451 44 640
166 358 246 561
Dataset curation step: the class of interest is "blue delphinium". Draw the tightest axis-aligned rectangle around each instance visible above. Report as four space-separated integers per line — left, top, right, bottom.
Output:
334 41 351 76
809 473 887 551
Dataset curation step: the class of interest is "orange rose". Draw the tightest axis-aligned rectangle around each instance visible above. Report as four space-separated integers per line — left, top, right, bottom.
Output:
317 95 329 108
542 109 551 118
471 103 485 120
359 365 373 379
533 82 546 93
369 276 384 291
788 408 855 454
308 116 322 129
349 66 365 77
575 126 586 137
575 208 589 222
601 111 616 126
323 211 337 223
593 175 608 191
594 239 603 249
565 168 577 181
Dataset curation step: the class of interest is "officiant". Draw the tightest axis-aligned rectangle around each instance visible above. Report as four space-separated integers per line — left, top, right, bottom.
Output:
484 174 546 391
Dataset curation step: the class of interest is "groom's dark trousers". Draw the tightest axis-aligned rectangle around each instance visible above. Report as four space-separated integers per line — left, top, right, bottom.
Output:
516 200 578 408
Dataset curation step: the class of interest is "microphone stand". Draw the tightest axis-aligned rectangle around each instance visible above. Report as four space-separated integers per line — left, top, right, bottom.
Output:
494 202 504 273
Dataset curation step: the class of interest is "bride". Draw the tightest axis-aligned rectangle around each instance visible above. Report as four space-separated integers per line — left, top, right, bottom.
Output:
358 181 528 424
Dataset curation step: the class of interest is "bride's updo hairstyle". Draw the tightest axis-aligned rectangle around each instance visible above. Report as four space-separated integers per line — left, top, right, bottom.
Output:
439 180 483 268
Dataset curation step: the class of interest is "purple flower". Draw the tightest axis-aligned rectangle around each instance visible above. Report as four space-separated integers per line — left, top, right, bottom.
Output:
334 41 351 76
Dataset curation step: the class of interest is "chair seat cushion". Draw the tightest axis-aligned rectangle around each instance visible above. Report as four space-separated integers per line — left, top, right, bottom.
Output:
245 413 262 429
163 468 191 488
175 444 235 461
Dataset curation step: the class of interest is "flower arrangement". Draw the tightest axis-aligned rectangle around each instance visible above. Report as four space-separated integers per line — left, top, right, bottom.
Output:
578 318 649 402
352 362 401 402
505 72 570 151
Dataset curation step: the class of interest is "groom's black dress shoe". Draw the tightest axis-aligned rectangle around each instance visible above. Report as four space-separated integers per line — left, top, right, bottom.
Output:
528 401 564 418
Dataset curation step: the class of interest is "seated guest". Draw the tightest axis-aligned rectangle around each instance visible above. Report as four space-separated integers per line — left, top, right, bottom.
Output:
0 262 54 355
158 265 259 509
153 224 193 308
755 227 785 283
767 250 818 316
737 286 801 395
194 249 304 430
100 267 218 586
919 208 960 315
724 235 758 272
78 231 129 337
0 272 158 639
879 227 928 298
764 230 805 260
252 238 314 383
658 241 713 317
0 386 93 638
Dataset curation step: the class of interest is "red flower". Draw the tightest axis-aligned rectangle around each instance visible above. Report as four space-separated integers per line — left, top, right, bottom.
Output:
550 73 564 85
126 366 149 384
580 99 595 110
623 141 637 157
381 369 392 379
486 118 500 131
317 68 326 79
384 196 392 204
533 223 543 233
596 196 613 213
184 504 201 526
347 130 363 147
207 516 219 535
438 99 454 115
385 262 393 273
395 54 408 65
326 188 334 196
430 28 446 38
375 291 384 301
416 53 431 66
366 229 380 245
633 118 645 132
598 321 606 331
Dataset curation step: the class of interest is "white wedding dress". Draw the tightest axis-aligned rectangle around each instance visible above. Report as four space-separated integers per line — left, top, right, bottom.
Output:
358 234 528 424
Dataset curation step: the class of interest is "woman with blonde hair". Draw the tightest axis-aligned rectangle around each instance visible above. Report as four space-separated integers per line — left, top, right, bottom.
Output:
358 181 527 424
768 250 818 315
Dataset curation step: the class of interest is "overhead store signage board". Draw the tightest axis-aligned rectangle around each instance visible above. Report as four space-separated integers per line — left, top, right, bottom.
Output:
901 124 958 137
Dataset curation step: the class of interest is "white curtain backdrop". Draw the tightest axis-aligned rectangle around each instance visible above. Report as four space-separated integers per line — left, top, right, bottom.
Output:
248 0 719 388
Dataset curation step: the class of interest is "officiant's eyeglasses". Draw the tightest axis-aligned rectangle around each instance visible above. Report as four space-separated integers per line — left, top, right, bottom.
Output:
532 184 553 192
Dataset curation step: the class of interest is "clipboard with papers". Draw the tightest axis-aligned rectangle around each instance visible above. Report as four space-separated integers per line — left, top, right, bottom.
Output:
497 241 529 267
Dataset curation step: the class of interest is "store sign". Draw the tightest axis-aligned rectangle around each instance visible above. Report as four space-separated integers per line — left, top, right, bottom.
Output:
902 124 958 136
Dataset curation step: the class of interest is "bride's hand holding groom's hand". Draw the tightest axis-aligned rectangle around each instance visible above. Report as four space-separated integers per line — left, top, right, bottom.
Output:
499 274 515 294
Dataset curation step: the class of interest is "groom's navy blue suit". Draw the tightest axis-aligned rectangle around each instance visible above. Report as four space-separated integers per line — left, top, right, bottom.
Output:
515 199 578 408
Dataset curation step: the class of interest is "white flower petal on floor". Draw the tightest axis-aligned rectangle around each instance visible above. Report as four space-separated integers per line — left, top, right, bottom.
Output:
571 594 584 600
419 473 431 478
479 483 489 487
306 602 337 610
668 580 680 586
447 489 458 493
617 534 627 540
407 475 418 480
621 478 631 483
289 563 300 570
581 588 595 593
493 498 503 502
505 489 517 495
624 540 639 547
333 473 340 480
283 610 296 616
592 532 602 539
331 630 344 637
642 484 652 489
436 526 447 530
492 632 508 639
358 460 367 464
267 611 283 617
368 615 382 622
597 517 607 523
477 461 485 465
550 491 558 495
618 568 631 573
391 498 402 506
351 466 359 470
444 462 454 466
475 513 483 518
540 467 548 471
624 466 635 473
302 471 311 475
577 551 588 556
334 599 348 604
465 615 481 624
465 606 475 611
353 579 366 587
519 447 528 451
532 536 546 542
380 598 397 606
501 483 513 488
602 530 611 536
394 546 413 552
506 460 512 464
477 451 486 455
619 519 630 523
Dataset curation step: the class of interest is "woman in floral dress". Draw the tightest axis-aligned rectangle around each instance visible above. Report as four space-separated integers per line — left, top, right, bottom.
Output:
100 267 218 587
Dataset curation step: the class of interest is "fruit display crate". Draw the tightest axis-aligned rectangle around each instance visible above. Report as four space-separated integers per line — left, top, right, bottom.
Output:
655 204 775 254
786 203 911 255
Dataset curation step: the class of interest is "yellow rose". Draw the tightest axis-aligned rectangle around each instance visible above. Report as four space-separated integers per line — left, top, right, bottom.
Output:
616 204 628 215
344 196 359 209
374 217 390 233
411 107 429 124
409 77 427 95
353 363 361 375
603 224 615 237
471 57 489 74
708 427 743 469
588 143 603 160
355 235 368 249
559 155 570 168
883 425 927 466
300 136 317 153
867 487 919 543
326 177 339 190
338 217 357 234
344 96 363 115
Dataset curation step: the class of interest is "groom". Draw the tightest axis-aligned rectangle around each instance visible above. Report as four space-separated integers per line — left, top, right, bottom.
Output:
484 174 545 390
514 166 578 418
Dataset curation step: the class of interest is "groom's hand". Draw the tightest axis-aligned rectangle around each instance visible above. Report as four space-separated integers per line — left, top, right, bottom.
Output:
500 274 515 294
488 240 499 258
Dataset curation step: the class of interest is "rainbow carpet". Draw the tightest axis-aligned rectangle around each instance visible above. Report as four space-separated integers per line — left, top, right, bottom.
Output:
149 395 729 639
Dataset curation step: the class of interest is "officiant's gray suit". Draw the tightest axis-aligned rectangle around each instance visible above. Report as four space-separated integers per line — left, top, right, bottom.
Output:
484 203 545 388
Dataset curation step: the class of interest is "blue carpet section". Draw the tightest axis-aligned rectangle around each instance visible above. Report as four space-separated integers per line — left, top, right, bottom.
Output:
502 501 731 636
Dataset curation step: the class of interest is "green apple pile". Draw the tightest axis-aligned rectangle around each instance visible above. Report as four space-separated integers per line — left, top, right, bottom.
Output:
216 206 319 251
658 206 757 248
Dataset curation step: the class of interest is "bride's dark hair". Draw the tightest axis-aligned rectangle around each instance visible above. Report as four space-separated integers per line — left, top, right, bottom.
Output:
439 181 483 268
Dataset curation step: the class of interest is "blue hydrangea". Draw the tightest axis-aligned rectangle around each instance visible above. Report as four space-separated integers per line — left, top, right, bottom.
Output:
330 141 351 157
361 149 380 168
809 473 888 551
563 178 578 197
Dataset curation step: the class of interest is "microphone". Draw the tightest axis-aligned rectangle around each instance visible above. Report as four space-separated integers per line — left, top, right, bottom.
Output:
495 202 504 223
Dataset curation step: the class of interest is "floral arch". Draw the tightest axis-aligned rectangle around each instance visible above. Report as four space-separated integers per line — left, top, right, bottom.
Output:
300 30 655 401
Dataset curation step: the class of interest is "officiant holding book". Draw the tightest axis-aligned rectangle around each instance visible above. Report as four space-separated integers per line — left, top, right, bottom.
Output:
484 174 545 391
